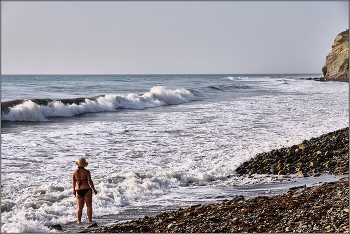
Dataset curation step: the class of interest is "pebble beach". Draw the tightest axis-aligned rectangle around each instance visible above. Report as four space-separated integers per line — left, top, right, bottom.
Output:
87 177 349 233
74 127 349 233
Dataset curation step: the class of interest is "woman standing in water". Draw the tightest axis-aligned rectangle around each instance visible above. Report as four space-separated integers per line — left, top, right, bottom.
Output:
72 158 98 223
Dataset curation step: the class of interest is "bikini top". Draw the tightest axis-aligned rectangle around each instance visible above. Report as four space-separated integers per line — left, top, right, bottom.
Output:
76 167 88 188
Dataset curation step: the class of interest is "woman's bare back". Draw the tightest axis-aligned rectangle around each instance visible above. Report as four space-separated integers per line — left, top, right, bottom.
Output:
73 168 91 190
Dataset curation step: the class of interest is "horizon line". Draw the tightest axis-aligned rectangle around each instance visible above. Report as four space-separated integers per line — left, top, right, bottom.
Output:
1 72 323 76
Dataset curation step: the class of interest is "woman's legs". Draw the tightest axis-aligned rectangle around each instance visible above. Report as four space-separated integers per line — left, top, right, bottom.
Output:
84 190 93 222
76 195 85 223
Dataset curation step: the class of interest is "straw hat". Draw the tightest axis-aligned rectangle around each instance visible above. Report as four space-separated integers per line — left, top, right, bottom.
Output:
76 158 88 167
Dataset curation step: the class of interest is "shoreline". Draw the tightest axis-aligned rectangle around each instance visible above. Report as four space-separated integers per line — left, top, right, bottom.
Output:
89 177 349 233
53 128 349 233
60 174 346 233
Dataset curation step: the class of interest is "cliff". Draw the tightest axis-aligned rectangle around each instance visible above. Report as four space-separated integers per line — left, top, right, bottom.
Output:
322 29 349 82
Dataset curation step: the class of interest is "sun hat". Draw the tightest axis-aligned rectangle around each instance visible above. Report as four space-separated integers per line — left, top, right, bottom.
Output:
76 158 88 167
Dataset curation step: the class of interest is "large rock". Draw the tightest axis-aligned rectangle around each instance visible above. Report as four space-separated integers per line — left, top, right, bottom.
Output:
323 29 349 82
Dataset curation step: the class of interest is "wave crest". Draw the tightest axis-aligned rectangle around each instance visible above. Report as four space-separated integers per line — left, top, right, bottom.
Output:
1 86 194 122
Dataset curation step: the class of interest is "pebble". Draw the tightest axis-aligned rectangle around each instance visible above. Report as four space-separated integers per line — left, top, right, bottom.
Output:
49 224 63 231
85 222 98 229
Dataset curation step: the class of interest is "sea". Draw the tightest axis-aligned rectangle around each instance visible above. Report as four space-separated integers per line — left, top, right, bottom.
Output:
1 74 349 233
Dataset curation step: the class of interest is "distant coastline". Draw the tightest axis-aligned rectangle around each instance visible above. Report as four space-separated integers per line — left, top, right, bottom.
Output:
305 74 349 82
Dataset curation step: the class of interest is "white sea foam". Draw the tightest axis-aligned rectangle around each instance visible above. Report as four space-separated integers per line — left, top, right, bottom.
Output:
1 100 49 122
225 76 235 80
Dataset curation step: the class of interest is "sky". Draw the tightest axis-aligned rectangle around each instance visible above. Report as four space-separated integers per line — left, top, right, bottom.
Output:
1 1 349 74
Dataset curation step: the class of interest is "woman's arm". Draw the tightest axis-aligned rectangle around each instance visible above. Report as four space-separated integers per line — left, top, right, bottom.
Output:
72 171 76 196
87 170 97 195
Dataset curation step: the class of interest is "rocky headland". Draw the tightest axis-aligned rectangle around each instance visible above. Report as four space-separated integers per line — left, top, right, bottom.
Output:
312 29 349 82
79 127 349 233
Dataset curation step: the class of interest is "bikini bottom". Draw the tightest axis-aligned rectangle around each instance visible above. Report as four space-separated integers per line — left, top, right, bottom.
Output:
76 189 92 197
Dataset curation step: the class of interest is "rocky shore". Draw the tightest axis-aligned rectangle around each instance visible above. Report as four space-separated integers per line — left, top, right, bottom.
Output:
83 128 349 233
235 127 349 177
306 75 349 82
88 177 348 233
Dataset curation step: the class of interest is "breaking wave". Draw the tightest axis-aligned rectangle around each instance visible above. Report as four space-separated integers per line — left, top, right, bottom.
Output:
1 86 195 122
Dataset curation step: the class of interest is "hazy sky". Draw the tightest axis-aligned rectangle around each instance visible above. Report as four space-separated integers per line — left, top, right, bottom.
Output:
1 1 349 74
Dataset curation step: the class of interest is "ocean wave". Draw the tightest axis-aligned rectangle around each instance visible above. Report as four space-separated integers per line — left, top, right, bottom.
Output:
225 76 235 80
225 76 250 80
208 84 251 91
1 86 195 122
